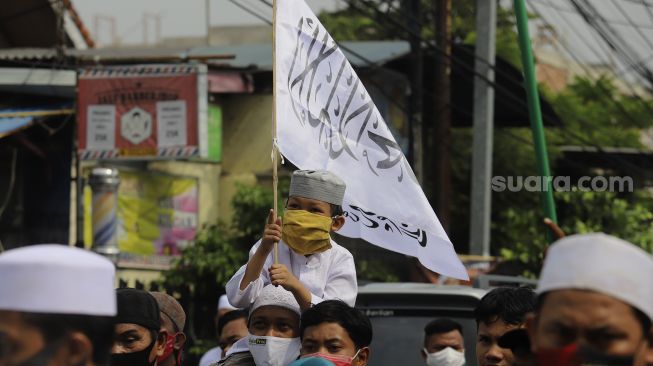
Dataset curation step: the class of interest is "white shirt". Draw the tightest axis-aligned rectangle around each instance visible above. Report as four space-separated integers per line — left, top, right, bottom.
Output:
199 346 222 366
226 239 357 307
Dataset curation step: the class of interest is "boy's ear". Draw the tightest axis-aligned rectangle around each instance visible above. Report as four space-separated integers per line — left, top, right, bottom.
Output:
331 216 345 232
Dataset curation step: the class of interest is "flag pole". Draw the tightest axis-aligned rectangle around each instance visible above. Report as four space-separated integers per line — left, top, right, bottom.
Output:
513 0 558 242
272 0 279 264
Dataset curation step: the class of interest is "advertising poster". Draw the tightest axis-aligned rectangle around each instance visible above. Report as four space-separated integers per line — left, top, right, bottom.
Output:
84 170 199 258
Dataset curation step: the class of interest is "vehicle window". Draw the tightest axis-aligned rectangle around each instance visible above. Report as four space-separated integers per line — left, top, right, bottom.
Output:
361 311 477 366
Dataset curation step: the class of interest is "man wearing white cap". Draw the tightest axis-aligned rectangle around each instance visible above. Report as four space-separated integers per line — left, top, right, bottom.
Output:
526 233 653 365
200 295 240 366
0 244 116 366
226 170 357 311
218 284 301 366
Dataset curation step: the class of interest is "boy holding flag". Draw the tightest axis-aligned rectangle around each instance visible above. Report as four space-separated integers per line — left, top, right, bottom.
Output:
226 170 357 311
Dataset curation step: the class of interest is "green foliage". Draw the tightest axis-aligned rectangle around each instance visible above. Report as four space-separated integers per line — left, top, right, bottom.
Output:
500 190 653 275
547 77 653 148
162 223 245 290
231 181 289 249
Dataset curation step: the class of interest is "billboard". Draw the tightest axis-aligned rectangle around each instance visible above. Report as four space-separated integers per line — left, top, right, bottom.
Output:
77 64 214 160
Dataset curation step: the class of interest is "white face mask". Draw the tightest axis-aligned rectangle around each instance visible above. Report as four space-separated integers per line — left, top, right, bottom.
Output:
247 333 301 366
424 347 466 366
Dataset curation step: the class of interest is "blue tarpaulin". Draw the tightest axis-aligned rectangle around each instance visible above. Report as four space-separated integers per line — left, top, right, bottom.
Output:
0 105 74 139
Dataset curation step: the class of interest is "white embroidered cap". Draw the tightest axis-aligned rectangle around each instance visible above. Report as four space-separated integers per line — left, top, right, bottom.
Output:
218 294 237 311
251 284 301 317
289 170 346 206
0 244 116 316
537 233 653 321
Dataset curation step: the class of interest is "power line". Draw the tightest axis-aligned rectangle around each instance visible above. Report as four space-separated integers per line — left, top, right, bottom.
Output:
529 0 653 119
234 0 653 179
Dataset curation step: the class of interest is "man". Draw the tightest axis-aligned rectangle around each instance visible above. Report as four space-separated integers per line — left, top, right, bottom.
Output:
296 300 371 366
0 244 116 366
217 309 248 356
526 233 653 365
200 295 239 366
475 287 536 366
218 285 301 366
421 318 465 366
150 292 187 366
112 288 166 366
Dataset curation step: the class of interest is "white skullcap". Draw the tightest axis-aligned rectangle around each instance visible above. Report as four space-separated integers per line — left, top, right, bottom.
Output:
0 244 116 316
289 170 346 206
218 294 237 311
537 233 653 321
250 285 301 317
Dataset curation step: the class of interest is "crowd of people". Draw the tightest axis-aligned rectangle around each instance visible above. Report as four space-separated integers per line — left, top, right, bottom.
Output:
0 169 652 366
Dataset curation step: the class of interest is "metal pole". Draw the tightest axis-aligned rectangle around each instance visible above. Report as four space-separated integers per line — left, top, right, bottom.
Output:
88 167 121 258
408 0 423 183
513 0 558 241
206 0 211 45
469 0 496 256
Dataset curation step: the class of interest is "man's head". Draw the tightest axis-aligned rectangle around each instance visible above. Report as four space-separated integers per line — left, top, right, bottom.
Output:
112 288 166 366
0 244 116 366
248 285 301 338
218 294 237 319
527 233 653 366
475 287 536 366
421 318 465 366
217 309 248 355
299 300 372 366
149 292 187 366
247 285 302 366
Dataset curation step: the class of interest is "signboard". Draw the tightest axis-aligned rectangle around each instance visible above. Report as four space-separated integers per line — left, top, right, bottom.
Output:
77 64 211 160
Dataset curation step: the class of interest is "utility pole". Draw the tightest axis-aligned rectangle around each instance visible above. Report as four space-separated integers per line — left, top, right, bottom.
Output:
433 0 452 231
408 0 423 183
206 0 211 45
469 0 497 256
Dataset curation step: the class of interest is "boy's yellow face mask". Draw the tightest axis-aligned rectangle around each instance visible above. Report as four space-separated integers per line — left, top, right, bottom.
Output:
282 210 333 255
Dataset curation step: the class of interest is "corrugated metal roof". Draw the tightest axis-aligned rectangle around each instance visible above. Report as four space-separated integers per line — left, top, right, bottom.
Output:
0 41 410 70
190 41 410 69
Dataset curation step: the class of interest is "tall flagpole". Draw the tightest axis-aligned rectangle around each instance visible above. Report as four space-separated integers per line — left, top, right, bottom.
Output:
272 0 279 264
513 0 558 242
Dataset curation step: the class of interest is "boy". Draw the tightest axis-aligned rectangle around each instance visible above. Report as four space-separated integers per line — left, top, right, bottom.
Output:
226 170 357 311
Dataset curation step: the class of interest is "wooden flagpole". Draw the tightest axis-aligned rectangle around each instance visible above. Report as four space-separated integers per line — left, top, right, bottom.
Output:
272 0 279 264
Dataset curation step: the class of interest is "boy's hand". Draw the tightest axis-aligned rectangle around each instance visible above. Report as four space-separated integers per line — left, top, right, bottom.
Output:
269 264 301 292
261 209 282 251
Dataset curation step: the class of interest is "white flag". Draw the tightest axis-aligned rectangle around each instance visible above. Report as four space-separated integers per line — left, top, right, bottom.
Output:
274 0 468 280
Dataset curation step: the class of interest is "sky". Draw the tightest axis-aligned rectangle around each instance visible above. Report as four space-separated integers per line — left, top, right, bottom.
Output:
73 0 652 87
74 0 343 45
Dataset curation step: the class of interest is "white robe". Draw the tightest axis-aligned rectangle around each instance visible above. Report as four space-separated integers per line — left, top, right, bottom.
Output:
226 239 357 307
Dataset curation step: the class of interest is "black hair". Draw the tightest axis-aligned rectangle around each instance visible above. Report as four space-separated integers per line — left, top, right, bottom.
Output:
217 309 249 337
424 318 463 338
300 300 372 349
474 287 536 327
330 204 344 217
537 293 652 335
22 312 114 366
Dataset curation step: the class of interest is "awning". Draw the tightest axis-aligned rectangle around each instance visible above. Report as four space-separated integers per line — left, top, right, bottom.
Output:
0 106 75 139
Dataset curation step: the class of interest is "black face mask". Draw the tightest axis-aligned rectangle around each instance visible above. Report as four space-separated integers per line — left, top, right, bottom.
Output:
110 340 156 366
